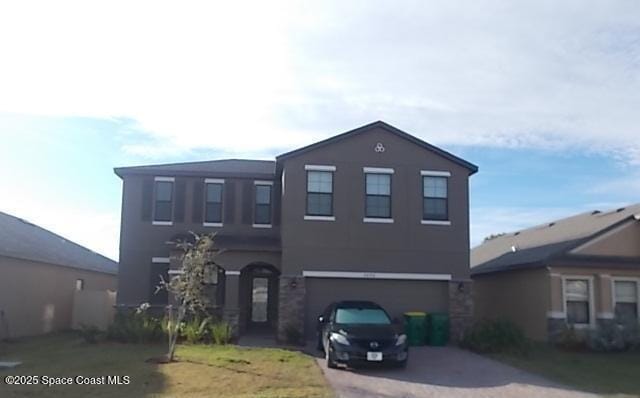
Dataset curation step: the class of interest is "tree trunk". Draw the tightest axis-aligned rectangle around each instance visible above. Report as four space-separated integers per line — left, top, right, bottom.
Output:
167 305 186 362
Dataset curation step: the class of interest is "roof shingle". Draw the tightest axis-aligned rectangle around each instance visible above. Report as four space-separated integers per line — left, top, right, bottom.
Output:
0 212 118 275
471 204 640 275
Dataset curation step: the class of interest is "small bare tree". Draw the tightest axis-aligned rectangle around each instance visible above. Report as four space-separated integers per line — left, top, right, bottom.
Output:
157 232 224 362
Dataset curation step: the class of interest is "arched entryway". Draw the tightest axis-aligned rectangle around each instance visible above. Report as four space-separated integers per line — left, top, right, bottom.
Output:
239 263 280 334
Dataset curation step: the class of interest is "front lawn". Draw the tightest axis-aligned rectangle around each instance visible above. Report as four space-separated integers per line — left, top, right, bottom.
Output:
0 333 332 398
491 344 640 397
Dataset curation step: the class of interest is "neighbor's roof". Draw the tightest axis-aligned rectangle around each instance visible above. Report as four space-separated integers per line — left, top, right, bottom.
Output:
277 121 478 174
0 211 118 275
115 159 276 179
471 203 640 276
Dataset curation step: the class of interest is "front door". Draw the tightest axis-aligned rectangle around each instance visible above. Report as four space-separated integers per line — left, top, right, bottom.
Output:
251 277 269 326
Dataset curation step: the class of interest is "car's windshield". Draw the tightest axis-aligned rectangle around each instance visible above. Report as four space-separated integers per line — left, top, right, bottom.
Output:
335 308 391 325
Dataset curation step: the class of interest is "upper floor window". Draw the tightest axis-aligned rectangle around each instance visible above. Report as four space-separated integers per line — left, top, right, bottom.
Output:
365 172 392 219
422 172 449 221
254 182 272 226
205 179 224 224
154 177 174 223
614 280 638 325
306 167 334 217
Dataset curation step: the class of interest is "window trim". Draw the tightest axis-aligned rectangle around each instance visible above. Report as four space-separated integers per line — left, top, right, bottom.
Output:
203 179 224 227
363 171 393 220
561 275 595 329
422 173 449 223
305 164 336 172
421 220 451 226
304 215 336 221
363 167 394 174
253 182 273 227
420 170 451 177
305 168 335 218
153 176 175 225
363 217 394 224
611 277 640 325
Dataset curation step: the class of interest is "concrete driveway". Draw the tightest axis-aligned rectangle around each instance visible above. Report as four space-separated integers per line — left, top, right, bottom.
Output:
316 346 595 398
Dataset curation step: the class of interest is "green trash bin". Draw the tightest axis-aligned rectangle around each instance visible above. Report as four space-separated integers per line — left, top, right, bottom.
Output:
403 312 427 346
428 313 449 346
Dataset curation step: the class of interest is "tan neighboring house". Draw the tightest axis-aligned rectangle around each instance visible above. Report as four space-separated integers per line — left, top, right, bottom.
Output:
471 204 640 341
0 211 117 339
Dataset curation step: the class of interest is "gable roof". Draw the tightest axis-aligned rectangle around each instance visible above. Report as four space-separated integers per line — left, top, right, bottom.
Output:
276 121 478 174
0 211 118 275
115 159 275 179
471 204 640 276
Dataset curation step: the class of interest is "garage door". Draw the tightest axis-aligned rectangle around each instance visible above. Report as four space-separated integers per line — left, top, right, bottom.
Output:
304 278 449 339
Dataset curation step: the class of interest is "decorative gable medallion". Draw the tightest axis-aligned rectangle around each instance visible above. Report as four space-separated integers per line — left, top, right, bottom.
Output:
374 142 385 153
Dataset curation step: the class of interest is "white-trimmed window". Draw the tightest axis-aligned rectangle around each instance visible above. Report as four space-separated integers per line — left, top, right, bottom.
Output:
204 180 224 224
306 168 334 217
75 279 84 291
614 279 639 325
422 173 449 221
564 278 592 326
365 173 392 219
153 177 174 223
254 182 272 226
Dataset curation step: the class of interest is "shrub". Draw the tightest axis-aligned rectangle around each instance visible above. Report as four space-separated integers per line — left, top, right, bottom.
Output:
210 322 232 345
554 325 586 351
461 319 530 355
587 323 625 352
107 306 165 343
283 324 303 345
78 324 102 344
181 318 210 344
587 322 640 352
622 323 640 351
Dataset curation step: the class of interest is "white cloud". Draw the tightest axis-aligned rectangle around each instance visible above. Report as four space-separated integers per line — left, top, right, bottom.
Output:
0 1 639 161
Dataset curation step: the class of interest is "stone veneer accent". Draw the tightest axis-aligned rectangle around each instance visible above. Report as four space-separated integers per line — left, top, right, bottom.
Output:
277 275 306 344
448 280 473 342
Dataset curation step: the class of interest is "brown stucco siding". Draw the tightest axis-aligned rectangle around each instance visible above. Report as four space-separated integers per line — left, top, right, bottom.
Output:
473 268 549 341
0 255 116 338
280 126 471 279
117 173 281 306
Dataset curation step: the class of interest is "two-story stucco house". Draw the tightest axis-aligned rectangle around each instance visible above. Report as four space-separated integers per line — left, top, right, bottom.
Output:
114 121 478 341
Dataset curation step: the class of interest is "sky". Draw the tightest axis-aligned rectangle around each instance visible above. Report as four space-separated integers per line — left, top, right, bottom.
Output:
0 1 639 261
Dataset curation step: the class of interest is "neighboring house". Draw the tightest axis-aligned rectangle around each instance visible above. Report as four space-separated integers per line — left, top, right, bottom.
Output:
114 121 478 341
471 204 640 341
0 212 117 339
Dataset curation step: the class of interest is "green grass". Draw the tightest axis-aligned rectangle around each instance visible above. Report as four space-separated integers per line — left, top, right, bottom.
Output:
491 343 640 397
0 333 333 398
